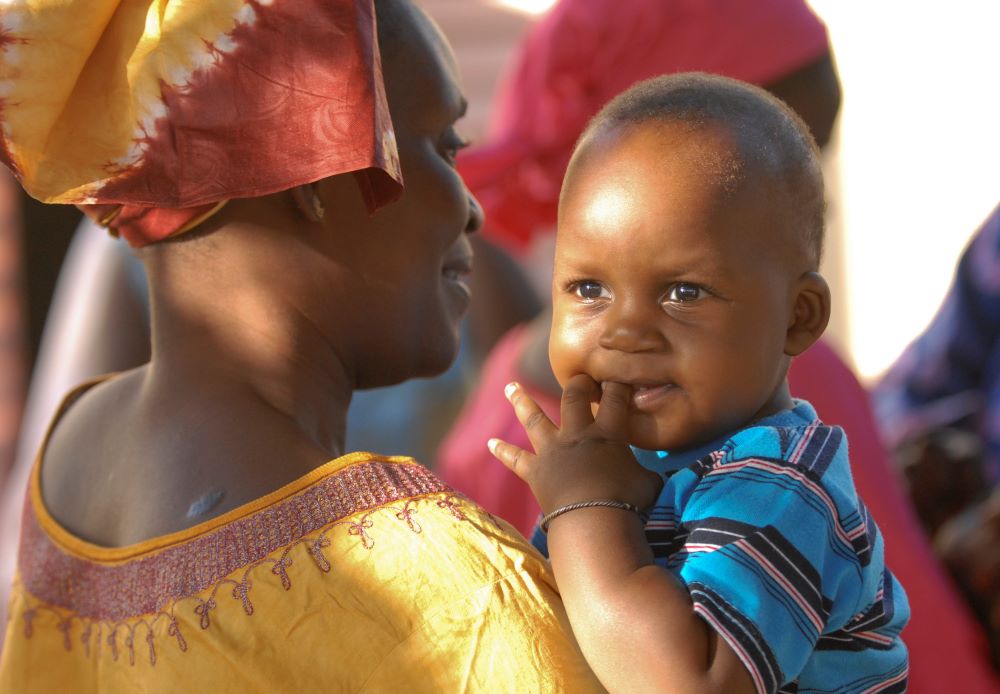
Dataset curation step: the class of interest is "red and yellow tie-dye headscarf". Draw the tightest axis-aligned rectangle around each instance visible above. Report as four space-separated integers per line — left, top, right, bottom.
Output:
0 0 402 247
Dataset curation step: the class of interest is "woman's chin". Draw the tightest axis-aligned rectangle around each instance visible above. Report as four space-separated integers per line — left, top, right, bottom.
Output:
365 336 460 389
422 335 462 378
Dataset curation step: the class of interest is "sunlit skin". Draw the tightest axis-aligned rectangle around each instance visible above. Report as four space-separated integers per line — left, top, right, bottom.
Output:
550 121 809 453
489 119 830 693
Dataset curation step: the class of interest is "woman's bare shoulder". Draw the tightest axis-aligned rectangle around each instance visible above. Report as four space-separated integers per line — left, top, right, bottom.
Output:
38 366 340 547
39 369 148 544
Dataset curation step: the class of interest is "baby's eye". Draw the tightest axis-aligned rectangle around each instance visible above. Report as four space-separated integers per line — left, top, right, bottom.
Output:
666 283 707 303
571 281 611 302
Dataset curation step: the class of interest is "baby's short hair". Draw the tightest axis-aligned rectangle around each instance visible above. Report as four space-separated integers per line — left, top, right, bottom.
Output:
579 72 825 267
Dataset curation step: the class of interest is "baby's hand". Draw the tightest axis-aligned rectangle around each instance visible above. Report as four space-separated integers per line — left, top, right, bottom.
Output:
488 374 663 514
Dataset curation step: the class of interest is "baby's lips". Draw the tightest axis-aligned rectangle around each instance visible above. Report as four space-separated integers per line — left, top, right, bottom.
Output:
598 380 633 397
596 381 640 406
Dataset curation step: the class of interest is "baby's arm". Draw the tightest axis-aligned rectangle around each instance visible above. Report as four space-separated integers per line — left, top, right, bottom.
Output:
489 376 756 694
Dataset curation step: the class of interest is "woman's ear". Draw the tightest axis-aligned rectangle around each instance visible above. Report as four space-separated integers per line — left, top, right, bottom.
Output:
291 183 325 223
785 271 831 356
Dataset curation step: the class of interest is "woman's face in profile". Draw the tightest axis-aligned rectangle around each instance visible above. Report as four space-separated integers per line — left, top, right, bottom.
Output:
333 8 482 388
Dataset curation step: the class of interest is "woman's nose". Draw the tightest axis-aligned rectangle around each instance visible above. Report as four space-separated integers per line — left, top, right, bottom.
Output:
465 192 484 233
598 301 666 353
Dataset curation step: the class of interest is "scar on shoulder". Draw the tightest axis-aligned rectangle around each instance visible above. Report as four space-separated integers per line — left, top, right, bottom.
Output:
187 489 226 519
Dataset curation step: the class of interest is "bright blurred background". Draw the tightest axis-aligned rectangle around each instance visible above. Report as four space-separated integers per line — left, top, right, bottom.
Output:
433 0 1000 381
812 0 1000 379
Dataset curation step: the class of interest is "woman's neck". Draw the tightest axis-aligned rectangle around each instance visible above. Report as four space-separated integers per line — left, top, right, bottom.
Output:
145 259 354 458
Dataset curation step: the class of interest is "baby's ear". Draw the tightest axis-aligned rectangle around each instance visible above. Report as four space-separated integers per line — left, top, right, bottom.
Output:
785 271 831 356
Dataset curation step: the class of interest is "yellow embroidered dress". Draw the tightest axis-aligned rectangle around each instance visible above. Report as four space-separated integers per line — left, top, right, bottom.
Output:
1 445 601 691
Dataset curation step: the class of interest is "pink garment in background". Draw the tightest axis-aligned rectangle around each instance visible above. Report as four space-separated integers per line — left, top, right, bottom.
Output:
437 333 1000 692
439 325 554 535
458 0 829 252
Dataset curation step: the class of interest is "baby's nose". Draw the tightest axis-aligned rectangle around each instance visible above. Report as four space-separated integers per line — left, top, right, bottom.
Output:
598 302 666 353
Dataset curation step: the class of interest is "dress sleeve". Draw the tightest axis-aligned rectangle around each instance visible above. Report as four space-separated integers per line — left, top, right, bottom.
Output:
668 424 873 692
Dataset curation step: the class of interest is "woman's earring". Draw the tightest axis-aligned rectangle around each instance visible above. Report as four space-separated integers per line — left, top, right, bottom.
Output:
292 184 325 222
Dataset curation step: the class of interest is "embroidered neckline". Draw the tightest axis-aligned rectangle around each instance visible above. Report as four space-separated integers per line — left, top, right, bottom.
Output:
31 447 418 562
20 458 456 622
15 477 475 666
28 375 429 561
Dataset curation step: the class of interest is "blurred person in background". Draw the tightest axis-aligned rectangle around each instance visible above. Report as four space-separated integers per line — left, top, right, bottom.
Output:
0 171 25 493
875 203 1000 523
875 202 1000 670
0 173 27 651
0 219 148 648
437 0 1000 689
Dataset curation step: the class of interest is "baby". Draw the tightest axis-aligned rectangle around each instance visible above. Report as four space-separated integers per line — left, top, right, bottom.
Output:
488 73 909 693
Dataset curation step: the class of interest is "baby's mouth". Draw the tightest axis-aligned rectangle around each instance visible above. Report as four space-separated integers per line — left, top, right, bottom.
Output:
601 381 677 411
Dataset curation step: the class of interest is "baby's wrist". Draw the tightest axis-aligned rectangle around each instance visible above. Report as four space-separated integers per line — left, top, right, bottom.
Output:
540 499 649 533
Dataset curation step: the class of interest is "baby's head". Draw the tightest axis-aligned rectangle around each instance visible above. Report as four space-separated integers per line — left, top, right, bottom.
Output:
550 72 831 452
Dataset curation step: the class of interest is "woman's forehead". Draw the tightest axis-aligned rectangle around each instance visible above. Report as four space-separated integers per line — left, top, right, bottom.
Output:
380 4 464 126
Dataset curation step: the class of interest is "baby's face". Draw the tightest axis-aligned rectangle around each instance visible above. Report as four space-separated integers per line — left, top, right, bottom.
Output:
550 122 799 452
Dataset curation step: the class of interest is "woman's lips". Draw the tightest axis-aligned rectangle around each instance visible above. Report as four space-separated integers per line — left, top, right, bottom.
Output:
441 256 473 301
442 267 471 298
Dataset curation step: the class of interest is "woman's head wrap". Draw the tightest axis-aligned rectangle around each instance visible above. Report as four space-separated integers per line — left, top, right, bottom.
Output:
0 0 402 246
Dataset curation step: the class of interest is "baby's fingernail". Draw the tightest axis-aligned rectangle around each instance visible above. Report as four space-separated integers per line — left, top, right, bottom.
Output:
504 382 518 400
487 438 499 454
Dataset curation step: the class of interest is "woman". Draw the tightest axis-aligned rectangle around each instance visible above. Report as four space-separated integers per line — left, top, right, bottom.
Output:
0 1 601 691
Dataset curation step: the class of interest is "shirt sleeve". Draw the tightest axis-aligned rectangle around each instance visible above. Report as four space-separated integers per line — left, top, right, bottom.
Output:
667 424 873 692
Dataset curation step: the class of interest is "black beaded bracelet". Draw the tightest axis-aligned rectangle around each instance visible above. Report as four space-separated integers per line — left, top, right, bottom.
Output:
539 499 648 533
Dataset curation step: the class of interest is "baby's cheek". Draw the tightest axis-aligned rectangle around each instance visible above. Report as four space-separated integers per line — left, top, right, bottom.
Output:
548 314 594 381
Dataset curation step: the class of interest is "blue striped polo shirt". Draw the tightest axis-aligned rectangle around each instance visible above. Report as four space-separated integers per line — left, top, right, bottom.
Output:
532 400 909 693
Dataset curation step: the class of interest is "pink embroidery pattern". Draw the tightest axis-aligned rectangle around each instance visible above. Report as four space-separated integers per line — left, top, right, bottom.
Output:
14 461 472 665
